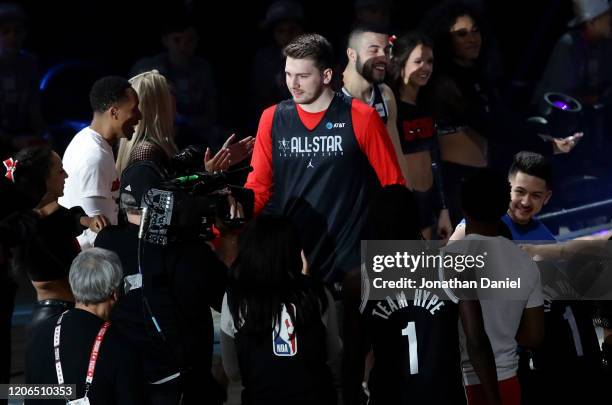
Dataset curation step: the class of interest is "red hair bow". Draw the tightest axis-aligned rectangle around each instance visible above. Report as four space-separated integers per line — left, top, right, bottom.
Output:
3 158 18 183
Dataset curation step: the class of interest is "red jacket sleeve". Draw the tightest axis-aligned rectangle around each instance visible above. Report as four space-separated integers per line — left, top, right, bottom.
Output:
245 105 277 215
351 100 406 186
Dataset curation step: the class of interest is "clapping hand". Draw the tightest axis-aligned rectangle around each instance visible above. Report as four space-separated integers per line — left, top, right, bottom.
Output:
204 134 255 173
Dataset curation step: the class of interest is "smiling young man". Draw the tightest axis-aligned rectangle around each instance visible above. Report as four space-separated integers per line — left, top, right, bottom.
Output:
59 76 142 248
450 151 555 241
502 152 554 239
246 33 405 284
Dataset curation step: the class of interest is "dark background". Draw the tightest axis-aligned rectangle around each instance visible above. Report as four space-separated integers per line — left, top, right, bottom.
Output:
17 0 575 134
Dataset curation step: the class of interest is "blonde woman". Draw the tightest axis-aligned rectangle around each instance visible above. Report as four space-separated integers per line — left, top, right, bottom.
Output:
116 70 254 178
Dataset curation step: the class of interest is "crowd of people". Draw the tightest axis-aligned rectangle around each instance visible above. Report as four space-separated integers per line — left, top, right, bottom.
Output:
1 0 612 404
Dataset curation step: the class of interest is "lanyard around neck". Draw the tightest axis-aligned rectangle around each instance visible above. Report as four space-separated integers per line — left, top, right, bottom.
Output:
54 310 110 393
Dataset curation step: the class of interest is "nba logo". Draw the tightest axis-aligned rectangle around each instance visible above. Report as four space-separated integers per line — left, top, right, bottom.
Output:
272 304 298 356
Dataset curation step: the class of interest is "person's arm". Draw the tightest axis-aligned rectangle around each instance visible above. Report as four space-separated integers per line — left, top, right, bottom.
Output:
39 203 107 235
221 134 255 168
382 85 411 183
448 221 467 243
220 331 241 382
459 300 501 405
342 268 369 405
245 106 276 215
520 239 610 260
517 265 545 348
352 101 406 186
516 307 544 349
220 294 241 381
79 196 111 218
321 287 343 404
0 210 39 246
79 214 110 233
430 134 452 240
551 132 583 154
74 161 117 221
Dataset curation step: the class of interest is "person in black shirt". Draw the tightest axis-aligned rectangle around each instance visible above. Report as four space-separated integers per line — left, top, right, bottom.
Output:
389 31 452 240
344 185 500 405
7 146 107 330
220 215 342 405
25 248 143 404
95 177 228 405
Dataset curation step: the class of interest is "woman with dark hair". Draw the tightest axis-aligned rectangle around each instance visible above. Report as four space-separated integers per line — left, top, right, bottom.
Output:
389 31 452 240
424 2 580 225
422 3 494 226
220 215 341 405
6 146 107 329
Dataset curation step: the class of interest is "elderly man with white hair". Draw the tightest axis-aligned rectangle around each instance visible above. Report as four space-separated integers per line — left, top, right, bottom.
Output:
25 248 144 405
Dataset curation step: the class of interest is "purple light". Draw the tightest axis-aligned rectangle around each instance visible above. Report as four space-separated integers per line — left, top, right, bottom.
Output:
552 100 570 110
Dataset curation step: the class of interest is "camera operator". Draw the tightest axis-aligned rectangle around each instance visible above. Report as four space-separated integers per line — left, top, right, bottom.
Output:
94 171 229 405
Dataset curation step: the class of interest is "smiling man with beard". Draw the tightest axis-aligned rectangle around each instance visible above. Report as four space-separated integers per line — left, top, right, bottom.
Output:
342 25 410 182
59 76 142 248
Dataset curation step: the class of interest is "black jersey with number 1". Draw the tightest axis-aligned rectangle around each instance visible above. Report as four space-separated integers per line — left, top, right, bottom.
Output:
361 287 466 405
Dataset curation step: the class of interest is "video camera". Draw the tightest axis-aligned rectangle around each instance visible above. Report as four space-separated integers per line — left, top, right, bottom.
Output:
139 167 253 245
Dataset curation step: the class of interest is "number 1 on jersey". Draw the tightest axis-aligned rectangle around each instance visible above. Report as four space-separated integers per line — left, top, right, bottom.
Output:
402 321 419 374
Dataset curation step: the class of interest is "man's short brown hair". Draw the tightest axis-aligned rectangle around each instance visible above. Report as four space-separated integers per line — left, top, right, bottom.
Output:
283 33 334 71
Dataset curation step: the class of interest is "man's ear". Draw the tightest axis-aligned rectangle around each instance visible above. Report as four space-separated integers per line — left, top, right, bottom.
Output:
322 68 333 85
347 47 357 64
109 106 119 120
543 190 552 206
